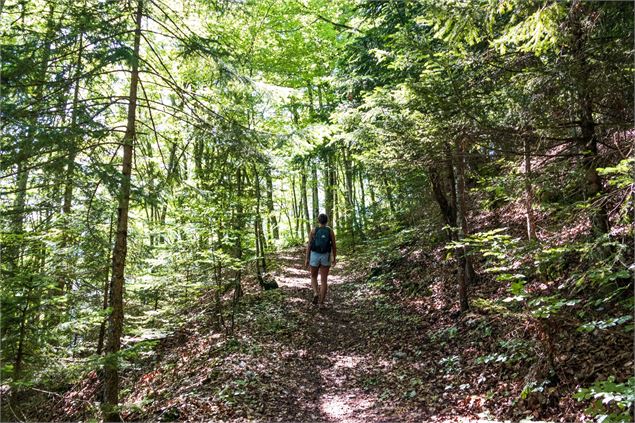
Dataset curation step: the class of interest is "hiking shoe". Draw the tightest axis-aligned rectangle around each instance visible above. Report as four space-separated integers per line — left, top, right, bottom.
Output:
312 294 319 305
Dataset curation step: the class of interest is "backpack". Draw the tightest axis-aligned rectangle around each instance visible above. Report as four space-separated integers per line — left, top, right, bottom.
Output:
311 226 332 254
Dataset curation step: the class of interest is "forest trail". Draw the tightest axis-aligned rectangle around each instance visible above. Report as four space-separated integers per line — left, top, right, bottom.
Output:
253 250 432 422
271 251 383 422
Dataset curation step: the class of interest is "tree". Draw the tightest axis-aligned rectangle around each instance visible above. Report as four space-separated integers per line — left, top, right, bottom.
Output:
102 0 143 419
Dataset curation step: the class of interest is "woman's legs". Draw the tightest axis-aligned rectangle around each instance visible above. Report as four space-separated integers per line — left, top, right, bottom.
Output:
319 265 330 304
310 266 319 302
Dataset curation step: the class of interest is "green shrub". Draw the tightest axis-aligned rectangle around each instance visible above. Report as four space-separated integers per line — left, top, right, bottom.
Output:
574 377 635 423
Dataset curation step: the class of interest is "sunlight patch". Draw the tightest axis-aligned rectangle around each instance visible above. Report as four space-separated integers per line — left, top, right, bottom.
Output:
320 393 373 422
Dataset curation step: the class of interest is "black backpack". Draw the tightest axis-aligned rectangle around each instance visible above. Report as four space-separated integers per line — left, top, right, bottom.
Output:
311 226 332 253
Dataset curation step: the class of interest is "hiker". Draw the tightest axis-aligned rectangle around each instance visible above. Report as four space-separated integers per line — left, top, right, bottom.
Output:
305 213 337 308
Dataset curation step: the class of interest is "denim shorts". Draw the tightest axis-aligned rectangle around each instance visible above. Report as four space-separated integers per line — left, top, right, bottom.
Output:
309 250 331 267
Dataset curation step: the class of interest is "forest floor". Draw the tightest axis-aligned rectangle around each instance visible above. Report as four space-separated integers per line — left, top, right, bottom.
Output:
128 249 446 422
111 247 589 423
44 245 626 422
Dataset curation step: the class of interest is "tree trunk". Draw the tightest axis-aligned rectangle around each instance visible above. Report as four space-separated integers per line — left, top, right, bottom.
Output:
97 214 114 355
358 167 366 232
429 166 454 240
194 137 204 180
452 141 470 312
265 169 278 240
324 152 334 223
570 2 609 235
444 144 458 229
301 164 311 237
383 175 395 215
317 83 324 112
9 5 56 270
103 1 142 420
351 163 360 234
343 148 355 243
455 140 475 266
254 218 263 285
334 164 340 232
233 167 244 302
292 175 299 239
62 32 83 217
58 32 84 295
312 161 319 220
158 142 179 244
307 83 314 114
523 137 537 241
253 166 267 283
369 180 376 207
13 298 29 381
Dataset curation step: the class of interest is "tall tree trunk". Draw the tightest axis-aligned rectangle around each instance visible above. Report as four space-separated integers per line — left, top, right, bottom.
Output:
343 148 355 243
307 83 314 113
13 294 30 381
429 166 454 240
351 164 360 232
253 166 266 284
103 1 142 420
369 180 376 207
265 169 278 240
194 137 204 180
254 217 263 285
233 167 244 302
454 139 472 311
97 213 114 356
358 167 366 232
159 142 179 244
301 164 311 237
312 161 319 220
570 1 609 235
324 152 334 223
62 32 84 217
523 137 537 241
334 164 340 232
317 83 324 112
445 144 458 230
292 175 299 239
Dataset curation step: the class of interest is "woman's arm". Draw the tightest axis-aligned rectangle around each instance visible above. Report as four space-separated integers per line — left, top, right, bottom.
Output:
305 229 315 267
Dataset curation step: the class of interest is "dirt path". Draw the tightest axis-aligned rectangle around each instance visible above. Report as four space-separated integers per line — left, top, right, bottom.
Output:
266 251 425 422
272 252 376 422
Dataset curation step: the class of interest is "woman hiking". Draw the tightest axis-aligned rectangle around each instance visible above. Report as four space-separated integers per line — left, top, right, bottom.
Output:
305 213 337 308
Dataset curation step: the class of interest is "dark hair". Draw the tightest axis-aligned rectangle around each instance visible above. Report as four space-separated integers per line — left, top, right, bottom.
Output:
318 213 328 225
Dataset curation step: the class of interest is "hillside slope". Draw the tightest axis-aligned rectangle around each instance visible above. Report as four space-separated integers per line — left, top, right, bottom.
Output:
37 240 631 422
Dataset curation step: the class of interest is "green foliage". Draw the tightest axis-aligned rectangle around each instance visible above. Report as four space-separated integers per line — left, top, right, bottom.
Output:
577 316 633 334
598 158 635 190
448 228 529 297
430 326 458 344
529 296 579 319
476 338 531 366
439 355 461 374
574 377 635 423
